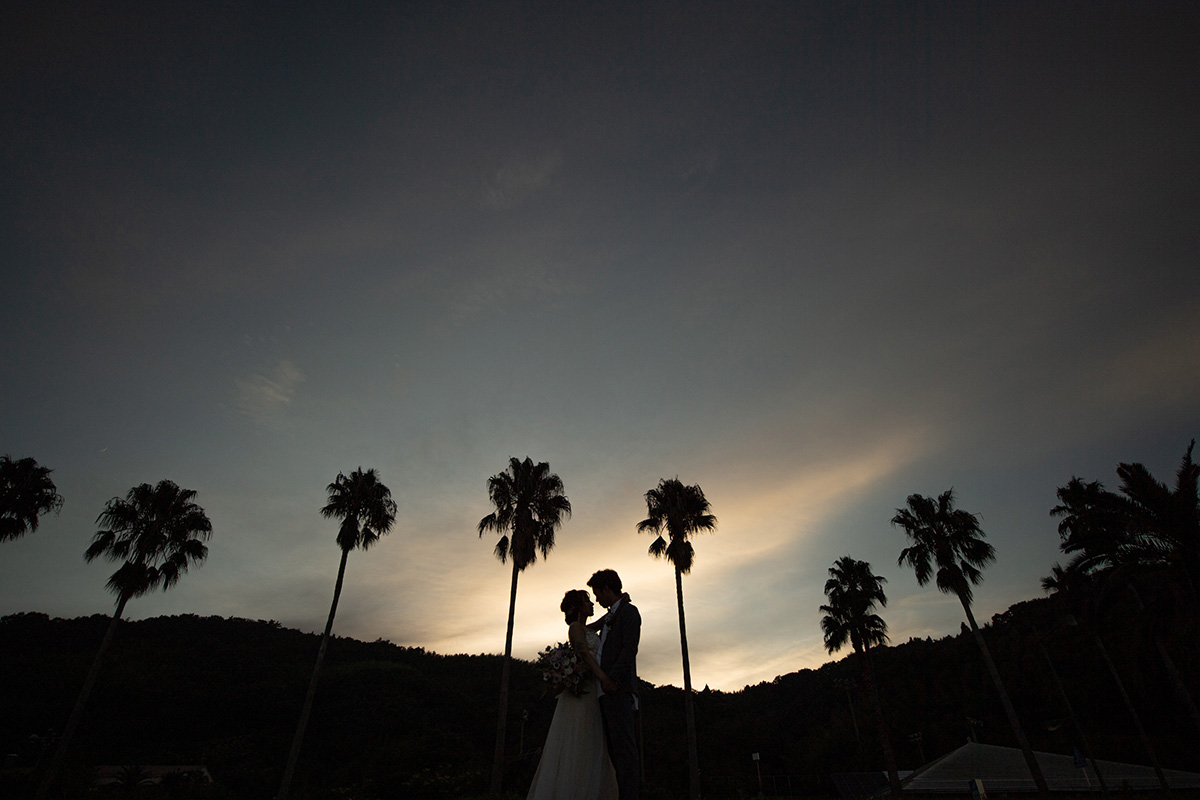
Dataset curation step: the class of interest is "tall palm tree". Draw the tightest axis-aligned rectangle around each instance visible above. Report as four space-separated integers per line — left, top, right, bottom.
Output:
1028 576 1109 794
478 456 571 794
833 677 863 749
637 477 716 800
820 556 901 797
278 468 397 800
1052 441 1200 737
0 455 64 542
1041 563 1165 791
892 489 1050 800
35 480 211 800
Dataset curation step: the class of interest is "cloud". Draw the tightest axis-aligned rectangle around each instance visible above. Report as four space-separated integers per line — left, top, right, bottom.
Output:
481 151 564 210
698 434 927 572
449 260 577 324
233 360 304 426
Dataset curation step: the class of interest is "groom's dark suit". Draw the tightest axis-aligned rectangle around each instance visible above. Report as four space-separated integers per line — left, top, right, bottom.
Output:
598 597 640 800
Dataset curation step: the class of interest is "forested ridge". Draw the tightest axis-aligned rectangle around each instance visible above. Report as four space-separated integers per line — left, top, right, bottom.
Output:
2 596 1197 799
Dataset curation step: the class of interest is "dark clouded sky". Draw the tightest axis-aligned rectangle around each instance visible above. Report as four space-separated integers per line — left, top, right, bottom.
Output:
3 1 1198 690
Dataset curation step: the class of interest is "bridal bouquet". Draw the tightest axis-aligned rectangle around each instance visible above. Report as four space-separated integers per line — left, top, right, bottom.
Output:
535 641 590 696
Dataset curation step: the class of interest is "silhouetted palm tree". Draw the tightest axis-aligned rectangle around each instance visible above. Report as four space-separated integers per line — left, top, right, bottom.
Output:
820 556 901 797
1053 478 1161 575
1040 561 1080 595
278 468 397 800
1115 439 1199 589
1051 441 1200 737
892 489 1049 799
1029 576 1109 794
1041 564 1165 790
832 676 862 749
637 477 716 800
0 455 64 542
1052 440 1199 595
35 480 212 800
478 457 571 794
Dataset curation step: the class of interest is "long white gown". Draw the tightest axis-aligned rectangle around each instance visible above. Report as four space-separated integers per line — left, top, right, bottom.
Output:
527 631 619 800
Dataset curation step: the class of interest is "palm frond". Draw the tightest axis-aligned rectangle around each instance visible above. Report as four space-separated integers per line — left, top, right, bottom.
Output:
87 480 213 602
636 517 661 535
84 531 117 562
493 535 510 564
640 477 716 574
1052 440 1200 598
648 536 667 559
893 489 991 608
666 537 695 574
322 468 397 553
820 556 889 655
478 457 570 572
0 455 64 541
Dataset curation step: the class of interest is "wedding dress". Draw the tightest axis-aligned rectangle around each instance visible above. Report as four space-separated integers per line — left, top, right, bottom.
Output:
527 630 619 800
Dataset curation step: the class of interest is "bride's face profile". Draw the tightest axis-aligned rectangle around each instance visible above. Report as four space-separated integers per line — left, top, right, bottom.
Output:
581 595 595 620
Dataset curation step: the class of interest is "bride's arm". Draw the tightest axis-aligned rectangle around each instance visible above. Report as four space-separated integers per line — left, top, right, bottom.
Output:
568 621 610 684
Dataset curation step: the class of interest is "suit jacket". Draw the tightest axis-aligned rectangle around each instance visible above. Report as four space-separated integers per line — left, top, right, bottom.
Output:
599 598 640 695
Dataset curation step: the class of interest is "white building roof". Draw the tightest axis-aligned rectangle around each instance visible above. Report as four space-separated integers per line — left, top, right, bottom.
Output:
901 742 1200 794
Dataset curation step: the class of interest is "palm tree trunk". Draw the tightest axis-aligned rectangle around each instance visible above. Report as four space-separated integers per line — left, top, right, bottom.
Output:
675 565 701 800
1092 631 1170 792
843 685 862 750
857 645 901 797
1034 634 1107 794
959 594 1050 800
278 547 350 800
1154 636 1200 736
34 594 129 800
490 558 520 794
1122 579 1200 737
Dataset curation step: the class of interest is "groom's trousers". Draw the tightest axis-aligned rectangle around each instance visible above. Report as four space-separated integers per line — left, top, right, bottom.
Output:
599 692 640 800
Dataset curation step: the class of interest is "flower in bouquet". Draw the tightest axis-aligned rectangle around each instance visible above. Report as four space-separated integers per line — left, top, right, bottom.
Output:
535 641 590 696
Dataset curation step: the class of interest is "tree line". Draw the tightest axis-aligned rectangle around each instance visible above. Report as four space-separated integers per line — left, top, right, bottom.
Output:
2 441 1197 798
816 440 1199 798
2 590 1196 798
2 454 724 800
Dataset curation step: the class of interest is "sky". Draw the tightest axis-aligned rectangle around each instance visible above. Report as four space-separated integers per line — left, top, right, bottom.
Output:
2 1 1198 692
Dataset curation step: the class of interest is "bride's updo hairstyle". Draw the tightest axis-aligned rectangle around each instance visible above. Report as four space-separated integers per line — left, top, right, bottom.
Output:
561 589 590 624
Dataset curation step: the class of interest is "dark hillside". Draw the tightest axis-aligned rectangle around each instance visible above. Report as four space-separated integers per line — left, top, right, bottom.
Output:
2 598 1197 799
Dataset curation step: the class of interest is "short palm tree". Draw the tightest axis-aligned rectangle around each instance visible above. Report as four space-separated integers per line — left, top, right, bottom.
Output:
637 477 716 800
35 480 212 800
0 455 64 542
278 467 397 800
820 556 901 797
478 456 571 794
893 489 1049 799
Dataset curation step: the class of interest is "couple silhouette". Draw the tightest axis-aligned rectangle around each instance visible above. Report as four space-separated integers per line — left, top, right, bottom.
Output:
526 569 640 800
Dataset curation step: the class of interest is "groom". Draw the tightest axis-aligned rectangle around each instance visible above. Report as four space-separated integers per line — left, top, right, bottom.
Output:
588 569 640 800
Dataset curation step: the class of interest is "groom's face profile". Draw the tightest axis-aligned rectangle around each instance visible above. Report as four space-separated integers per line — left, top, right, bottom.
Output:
593 585 619 608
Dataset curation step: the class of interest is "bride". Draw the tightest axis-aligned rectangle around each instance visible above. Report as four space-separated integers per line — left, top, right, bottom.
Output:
527 590 619 800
